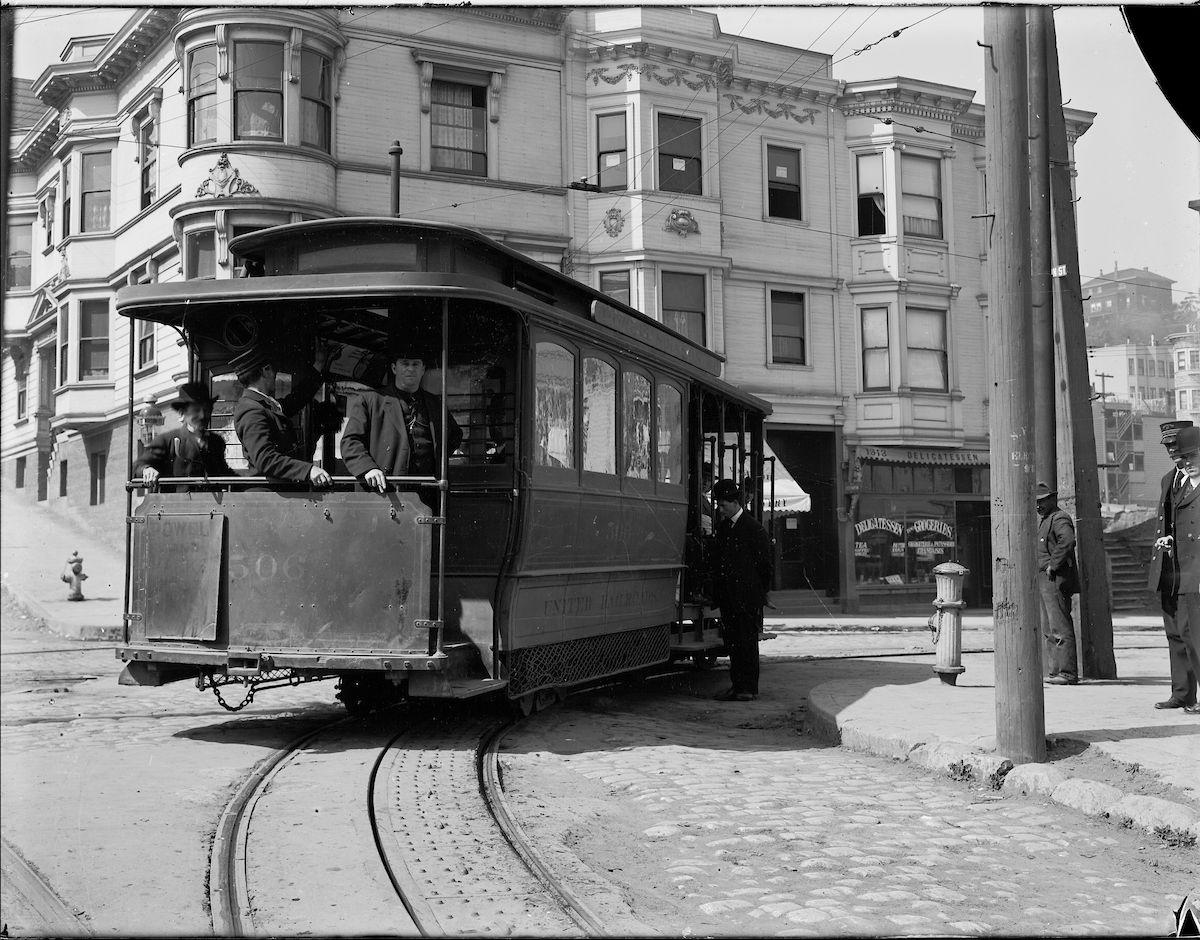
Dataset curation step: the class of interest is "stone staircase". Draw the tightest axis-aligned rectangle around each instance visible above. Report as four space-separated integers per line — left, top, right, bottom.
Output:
1104 531 1155 612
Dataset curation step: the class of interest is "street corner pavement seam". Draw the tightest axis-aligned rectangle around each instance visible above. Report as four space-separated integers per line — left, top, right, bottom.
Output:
806 678 1200 845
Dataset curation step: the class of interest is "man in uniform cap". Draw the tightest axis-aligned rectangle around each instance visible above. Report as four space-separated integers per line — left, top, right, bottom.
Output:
1147 419 1198 710
1036 481 1080 685
340 333 462 492
709 478 773 701
1158 425 1200 714
135 382 233 486
231 345 330 486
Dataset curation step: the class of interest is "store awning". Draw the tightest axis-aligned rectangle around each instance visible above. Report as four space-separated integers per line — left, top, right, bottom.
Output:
763 439 811 514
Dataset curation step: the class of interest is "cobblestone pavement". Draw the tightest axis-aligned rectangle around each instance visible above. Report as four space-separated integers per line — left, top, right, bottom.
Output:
500 675 1199 937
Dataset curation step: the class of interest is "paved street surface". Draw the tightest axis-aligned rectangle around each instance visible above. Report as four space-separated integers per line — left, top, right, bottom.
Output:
501 672 1198 937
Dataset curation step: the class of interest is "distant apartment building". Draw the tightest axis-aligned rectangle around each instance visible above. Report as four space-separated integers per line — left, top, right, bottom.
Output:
1169 327 1200 425
1092 399 1175 507
1086 342 1175 415
1081 265 1176 342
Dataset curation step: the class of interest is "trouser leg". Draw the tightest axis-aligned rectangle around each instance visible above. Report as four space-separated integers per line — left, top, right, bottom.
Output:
1178 595 1200 693
723 609 760 695
1039 576 1078 678
1162 593 1197 704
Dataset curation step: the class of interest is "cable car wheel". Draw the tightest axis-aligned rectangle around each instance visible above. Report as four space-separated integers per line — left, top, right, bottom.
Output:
511 688 562 718
335 674 402 716
691 651 719 669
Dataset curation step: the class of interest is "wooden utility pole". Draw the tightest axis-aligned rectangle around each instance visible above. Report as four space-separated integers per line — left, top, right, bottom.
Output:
1044 10 1118 679
985 6 1047 764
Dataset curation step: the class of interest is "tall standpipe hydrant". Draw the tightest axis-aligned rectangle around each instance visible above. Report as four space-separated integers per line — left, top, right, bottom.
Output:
61 551 87 601
928 561 967 685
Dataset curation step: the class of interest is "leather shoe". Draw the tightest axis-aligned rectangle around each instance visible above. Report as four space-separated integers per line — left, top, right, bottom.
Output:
1045 674 1079 685
735 692 758 701
713 688 740 701
1184 704 1200 715
1154 698 1189 709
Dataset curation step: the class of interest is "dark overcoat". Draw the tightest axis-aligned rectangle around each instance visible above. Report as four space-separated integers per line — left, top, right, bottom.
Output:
1171 480 1200 594
232 369 323 482
135 426 234 480
340 388 462 478
1147 467 1184 593
1036 507 1080 596
712 510 774 613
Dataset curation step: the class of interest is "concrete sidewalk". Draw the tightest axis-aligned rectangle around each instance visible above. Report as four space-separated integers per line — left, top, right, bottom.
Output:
1 499 124 639
804 645 1200 844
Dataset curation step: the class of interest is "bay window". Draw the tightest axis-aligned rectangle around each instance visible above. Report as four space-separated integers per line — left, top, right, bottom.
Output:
857 153 886 236
905 307 948 391
5 221 31 290
766 146 802 220
598 270 631 306
80 152 111 232
597 112 628 191
187 231 216 280
301 49 332 151
188 45 218 145
233 41 284 141
901 154 942 239
658 114 702 195
862 307 890 390
661 272 705 346
138 115 158 209
79 300 110 380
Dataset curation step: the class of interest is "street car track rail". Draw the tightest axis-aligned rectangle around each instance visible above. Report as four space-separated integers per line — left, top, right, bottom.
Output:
0 837 92 936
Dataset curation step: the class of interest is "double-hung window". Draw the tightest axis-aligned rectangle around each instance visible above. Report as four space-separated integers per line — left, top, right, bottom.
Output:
80 152 111 232
187 232 216 280
138 115 157 209
61 161 72 239
188 46 218 145
5 221 31 290
234 41 284 141
136 319 156 371
301 49 332 152
657 114 702 195
766 146 802 220
79 300 110 380
770 291 806 364
861 307 890 390
431 80 487 177
901 154 942 239
906 307 948 391
661 272 705 346
16 371 28 420
597 112 627 191
58 310 70 383
857 153 886 235
598 270 631 306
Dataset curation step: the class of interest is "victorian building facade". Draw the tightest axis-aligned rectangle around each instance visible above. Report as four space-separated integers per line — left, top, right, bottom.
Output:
2 6 1094 608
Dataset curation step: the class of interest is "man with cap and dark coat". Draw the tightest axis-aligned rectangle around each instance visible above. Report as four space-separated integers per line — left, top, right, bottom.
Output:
340 335 462 491
709 478 773 701
1036 481 1080 685
1160 425 1200 714
1147 419 1198 710
135 382 234 487
231 346 331 486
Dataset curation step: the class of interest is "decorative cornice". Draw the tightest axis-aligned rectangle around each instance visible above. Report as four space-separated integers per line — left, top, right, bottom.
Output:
194 153 259 198
466 7 568 31
723 95 820 125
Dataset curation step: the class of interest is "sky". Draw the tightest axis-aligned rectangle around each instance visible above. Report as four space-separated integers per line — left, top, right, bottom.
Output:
10 4 1199 299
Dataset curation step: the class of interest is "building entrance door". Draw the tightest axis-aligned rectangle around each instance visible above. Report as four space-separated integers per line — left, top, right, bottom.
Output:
764 428 839 596
955 500 993 607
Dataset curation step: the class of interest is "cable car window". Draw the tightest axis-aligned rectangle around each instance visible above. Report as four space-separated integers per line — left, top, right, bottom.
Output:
656 383 683 485
622 371 651 479
535 342 575 470
583 357 616 474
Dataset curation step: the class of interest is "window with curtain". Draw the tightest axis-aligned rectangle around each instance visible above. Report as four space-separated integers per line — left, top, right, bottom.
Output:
857 153 886 235
188 45 218 145
657 113 702 195
862 307 890 390
656 384 682 485
138 116 157 209
597 112 627 191
766 145 802 220
622 371 651 479
80 152 111 232
582 357 616 474
661 271 705 346
431 80 487 176
136 318 155 370
906 307 948 391
534 342 574 469
901 154 942 239
301 49 332 151
5 221 31 289
79 299 110 380
598 270 630 306
770 291 806 364
234 41 284 140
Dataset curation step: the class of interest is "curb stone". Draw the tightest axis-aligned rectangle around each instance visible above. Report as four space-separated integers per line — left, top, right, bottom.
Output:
806 680 1200 846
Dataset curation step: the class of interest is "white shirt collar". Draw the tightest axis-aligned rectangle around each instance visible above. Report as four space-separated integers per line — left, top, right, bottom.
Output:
244 386 283 413
729 507 744 526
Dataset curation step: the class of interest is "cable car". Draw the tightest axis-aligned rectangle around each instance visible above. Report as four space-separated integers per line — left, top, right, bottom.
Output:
116 218 771 713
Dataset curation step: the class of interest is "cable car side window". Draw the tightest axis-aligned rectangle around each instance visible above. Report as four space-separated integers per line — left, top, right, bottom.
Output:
656 382 683 486
622 370 651 480
535 342 575 470
583 357 616 474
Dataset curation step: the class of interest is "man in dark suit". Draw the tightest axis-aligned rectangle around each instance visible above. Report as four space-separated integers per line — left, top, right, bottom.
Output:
231 347 331 486
1147 419 1197 710
1036 481 1080 685
710 478 773 702
1162 426 1200 715
340 335 462 490
135 382 234 487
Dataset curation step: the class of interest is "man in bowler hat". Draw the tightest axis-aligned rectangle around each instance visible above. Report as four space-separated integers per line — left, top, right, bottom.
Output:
1036 481 1080 685
231 346 331 486
1158 425 1200 714
1147 419 1198 710
710 478 773 701
135 382 233 486
340 334 462 490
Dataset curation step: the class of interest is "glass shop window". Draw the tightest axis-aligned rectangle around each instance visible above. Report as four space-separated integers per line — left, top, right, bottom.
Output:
622 371 651 479
583 357 616 474
853 496 957 587
534 342 575 470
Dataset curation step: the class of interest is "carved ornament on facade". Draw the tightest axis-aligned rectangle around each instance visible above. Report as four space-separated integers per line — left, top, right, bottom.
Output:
586 62 724 93
602 207 625 238
723 95 819 125
664 208 700 238
195 153 260 198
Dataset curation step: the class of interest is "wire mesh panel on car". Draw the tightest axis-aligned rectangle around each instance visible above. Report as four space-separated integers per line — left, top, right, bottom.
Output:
504 625 670 696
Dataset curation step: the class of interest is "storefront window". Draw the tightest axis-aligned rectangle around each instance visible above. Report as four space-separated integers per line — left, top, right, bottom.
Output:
854 496 957 587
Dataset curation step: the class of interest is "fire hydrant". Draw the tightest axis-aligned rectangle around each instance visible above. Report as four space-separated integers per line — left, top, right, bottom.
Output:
928 561 967 685
61 551 87 602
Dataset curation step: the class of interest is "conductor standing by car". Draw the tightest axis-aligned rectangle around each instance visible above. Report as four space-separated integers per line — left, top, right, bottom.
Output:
1160 425 1200 715
710 478 773 702
1147 419 1197 711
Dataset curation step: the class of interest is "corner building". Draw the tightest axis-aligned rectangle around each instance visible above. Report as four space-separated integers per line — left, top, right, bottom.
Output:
2 6 1094 609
